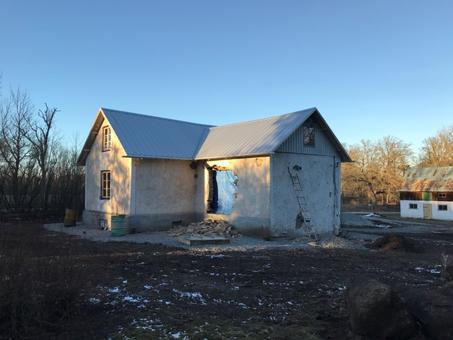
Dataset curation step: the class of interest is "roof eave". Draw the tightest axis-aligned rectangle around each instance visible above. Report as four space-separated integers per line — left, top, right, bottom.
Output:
196 152 273 161
76 108 106 166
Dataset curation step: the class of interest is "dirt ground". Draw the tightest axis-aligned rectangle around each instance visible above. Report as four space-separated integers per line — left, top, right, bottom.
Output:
1 220 452 339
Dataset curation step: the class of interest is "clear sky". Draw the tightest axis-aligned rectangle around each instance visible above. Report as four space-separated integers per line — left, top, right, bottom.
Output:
1 0 452 152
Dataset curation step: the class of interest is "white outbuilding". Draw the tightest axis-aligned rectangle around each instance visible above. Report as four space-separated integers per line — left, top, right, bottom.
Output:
77 107 351 236
400 166 453 221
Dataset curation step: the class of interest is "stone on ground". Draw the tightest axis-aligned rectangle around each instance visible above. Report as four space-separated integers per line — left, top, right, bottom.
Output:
346 279 416 339
404 282 453 340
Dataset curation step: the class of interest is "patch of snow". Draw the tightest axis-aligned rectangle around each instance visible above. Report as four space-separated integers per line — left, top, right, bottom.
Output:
172 289 206 303
89 297 101 304
108 287 120 293
169 331 185 339
123 295 141 303
158 299 173 305
415 266 441 275
144 285 152 290
364 213 381 218
375 224 392 229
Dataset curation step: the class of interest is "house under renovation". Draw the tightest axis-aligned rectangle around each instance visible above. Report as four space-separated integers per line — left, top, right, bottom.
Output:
400 166 453 221
77 107 351 236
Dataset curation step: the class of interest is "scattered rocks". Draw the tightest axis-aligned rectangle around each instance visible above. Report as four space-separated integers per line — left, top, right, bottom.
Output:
367 234 423 253
346 279 416 339
168 219 240 238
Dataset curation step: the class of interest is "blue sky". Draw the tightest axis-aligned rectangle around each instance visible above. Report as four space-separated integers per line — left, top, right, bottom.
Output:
1 0 452 152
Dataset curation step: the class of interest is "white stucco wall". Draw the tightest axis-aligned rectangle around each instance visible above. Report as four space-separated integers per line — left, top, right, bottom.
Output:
270 153 341 236
400 200 424 219
400 200 453 220
204 157 271 232
128 158 201 229
84 118 132 218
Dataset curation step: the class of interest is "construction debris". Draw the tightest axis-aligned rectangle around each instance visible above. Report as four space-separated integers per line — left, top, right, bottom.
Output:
168 219 240 238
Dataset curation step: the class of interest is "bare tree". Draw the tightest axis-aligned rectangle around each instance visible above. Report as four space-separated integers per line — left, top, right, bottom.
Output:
27 104 59 211
419 126 453 167
342 137 413 206
376 136 413 204
0 89 34 211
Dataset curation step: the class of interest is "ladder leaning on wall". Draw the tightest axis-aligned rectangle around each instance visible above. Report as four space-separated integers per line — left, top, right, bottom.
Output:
287 166 318 240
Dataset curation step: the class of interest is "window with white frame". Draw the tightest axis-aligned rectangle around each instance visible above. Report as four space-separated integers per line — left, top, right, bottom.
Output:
102 126 111 151
409 203 418 209
438 204 448 211
100 171 111 199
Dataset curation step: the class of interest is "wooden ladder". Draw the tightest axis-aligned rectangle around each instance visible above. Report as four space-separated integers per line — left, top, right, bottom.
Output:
287 166 318 239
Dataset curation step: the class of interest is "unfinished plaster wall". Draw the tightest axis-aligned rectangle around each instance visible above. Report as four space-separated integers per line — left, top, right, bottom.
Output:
270 153 341 236
128 158 201 230
204 157 271 233
83 118 132 228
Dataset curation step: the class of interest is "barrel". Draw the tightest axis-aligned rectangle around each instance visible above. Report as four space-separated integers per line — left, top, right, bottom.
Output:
64 209 77 227
111 215 128 237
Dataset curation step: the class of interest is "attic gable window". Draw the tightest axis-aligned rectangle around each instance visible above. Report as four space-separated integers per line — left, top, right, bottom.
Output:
102 126 111 151
303 126 315 146
100 170 111 199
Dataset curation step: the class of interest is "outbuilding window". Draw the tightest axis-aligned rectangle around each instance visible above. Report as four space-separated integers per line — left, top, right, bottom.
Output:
303 126 315 146
102 126 111 151
100 171 111 199
438 193 447 200
409 203 418 209
438 204 448 211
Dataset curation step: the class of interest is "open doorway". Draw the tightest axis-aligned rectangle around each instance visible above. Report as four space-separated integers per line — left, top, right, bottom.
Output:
207 167 238 215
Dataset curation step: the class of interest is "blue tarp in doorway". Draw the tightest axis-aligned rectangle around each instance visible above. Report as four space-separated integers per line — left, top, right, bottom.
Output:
216 170 237 215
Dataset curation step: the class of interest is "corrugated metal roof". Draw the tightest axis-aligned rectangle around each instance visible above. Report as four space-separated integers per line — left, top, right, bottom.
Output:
77 108 211 165
103 108 211 160
77 107 351 165
195 108 316 160
401 166 453 192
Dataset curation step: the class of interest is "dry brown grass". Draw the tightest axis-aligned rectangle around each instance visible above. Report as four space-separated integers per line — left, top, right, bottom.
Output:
0 223 88 338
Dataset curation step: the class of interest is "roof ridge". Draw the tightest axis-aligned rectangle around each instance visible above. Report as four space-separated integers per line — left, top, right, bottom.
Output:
101 107 214 128
209 107 317 130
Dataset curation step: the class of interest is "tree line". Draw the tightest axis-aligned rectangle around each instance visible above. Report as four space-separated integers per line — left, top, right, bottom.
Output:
0 79 451 215
342 127 453 206
0 87 84 219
